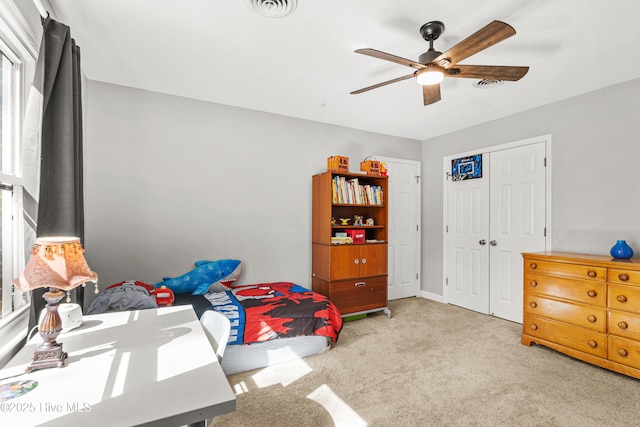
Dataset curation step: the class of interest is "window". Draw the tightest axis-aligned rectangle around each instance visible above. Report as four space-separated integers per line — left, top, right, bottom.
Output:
0 0 39 366
1 49 29 320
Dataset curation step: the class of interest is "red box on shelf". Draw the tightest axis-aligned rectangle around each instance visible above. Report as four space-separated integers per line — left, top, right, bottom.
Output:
346 229 365 244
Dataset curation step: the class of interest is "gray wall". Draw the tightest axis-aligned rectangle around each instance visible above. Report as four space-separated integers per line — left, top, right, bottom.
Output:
84 81 421 290
421 77 640 297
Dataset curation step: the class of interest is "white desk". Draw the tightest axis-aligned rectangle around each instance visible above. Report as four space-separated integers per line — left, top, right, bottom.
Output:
0 306 236 426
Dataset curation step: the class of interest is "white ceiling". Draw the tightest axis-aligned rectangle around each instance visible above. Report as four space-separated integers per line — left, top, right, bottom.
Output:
47 0 640 141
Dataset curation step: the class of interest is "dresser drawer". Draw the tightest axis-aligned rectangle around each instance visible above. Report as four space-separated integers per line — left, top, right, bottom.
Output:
524 272 605 306
608 284 640 314
608 335 640 369
327 276 387 314
523 314 606 357
608 310 640 341
609 269 640 286
524 293 606 332
524 259 606 281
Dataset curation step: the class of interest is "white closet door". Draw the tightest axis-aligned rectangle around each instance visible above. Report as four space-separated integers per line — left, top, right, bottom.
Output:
489 143 547 323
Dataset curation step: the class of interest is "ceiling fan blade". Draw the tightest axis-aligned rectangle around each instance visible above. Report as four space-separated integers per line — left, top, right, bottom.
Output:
355 48 426 69
350 73 415 95
446 65 529 81
435 21 516 67
423 84 441 105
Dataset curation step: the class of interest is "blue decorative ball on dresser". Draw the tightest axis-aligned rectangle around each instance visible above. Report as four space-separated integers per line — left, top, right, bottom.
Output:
610 240 634 259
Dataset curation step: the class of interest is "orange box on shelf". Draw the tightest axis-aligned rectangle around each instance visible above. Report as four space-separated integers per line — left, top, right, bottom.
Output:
360 159 382 176
328 156 349 173
346 229 365 244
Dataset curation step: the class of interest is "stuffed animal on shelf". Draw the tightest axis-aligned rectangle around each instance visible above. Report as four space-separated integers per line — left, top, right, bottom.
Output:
156 259 243 295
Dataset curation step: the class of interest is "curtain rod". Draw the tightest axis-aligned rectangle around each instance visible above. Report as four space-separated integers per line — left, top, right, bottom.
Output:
32 0 48 18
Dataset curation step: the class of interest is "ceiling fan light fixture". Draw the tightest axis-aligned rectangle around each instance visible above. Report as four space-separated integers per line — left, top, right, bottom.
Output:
416 67 444 86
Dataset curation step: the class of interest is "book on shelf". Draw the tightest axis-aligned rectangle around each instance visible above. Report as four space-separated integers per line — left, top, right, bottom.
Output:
331 175 383 205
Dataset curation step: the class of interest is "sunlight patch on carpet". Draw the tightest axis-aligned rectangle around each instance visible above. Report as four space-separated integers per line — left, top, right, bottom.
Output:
251 357 312 387
307 384 367 427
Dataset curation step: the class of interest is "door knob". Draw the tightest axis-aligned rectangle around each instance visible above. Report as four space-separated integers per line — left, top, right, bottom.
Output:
489 240 498 246
479 239 487 245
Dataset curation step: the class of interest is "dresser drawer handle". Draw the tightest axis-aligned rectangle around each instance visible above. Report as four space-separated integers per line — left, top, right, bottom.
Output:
587 290 597 297
354 282 366 287
618 348 628 357
587 315 597 323
530 263 537 269
587 270 597 278
617 295 628 303
530 324 538 330
618 321 629 330
529 280 537 287
618 273 629 281
529 302 537 308
587 340 597 348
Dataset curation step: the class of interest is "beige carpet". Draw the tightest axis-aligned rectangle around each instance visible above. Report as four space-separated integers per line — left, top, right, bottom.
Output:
211 297 640 426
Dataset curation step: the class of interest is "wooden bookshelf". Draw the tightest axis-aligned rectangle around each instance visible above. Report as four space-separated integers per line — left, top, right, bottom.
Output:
311 171 390 318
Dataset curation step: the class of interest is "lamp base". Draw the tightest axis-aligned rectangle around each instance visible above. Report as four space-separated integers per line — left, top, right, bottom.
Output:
25 288 68 373
26 344 67 373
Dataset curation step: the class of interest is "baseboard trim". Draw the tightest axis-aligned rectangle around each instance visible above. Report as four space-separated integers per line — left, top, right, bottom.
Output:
419 290 445 303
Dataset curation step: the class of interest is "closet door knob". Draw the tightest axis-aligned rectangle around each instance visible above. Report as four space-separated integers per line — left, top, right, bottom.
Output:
354 259 359 264
479 239 487 245
489 240 498 246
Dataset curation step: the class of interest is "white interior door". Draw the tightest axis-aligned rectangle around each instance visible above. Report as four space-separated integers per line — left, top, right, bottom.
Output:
444 137 549 323
376 157 420 300
489 143 547 323
446 169 490 314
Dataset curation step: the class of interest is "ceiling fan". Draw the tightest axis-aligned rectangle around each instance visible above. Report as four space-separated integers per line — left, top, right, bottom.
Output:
350 20 529 105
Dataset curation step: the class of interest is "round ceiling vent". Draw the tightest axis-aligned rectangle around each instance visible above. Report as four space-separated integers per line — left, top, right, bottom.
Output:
245 0 298 18
472 79 505 89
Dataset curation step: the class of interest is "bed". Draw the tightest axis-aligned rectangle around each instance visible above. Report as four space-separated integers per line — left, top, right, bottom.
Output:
173 281 343 375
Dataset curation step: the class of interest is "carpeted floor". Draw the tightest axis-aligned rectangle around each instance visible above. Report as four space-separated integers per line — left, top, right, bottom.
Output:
211 297 640 426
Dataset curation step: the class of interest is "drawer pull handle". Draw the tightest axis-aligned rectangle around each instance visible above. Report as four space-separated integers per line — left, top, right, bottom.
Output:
587 315 597 323
588 340 597 348
617 295 628 303
587 290 597 297
354 282 366 287
530 324 538 330
587 270 597 278
530 263 537 269
618 348 628 357
618 273 629 281
618 321 629 329
529 302 537 308
529 280 537 287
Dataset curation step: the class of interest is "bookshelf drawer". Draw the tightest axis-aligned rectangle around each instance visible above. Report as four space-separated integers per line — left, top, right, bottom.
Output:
327 276 387 315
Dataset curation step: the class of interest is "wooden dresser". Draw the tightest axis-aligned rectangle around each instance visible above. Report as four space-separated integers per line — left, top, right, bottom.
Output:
522 251 640 379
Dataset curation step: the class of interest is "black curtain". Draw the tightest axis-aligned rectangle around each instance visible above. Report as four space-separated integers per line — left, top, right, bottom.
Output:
28 16 85 331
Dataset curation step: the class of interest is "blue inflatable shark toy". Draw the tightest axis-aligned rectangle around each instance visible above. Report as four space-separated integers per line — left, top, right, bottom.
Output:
156 259 242 295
